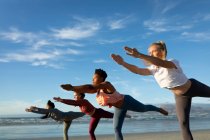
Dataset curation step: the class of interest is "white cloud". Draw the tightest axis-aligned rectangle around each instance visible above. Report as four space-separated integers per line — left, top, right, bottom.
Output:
181 31 210 42
160 1 179 14
31 61 48 66
4 52 57 62
0 48 83 68
144 18 192 32
108 16 134 30
0 58 9 62
0 27 38 43
98 38 125 44
52 19 100 40
32 40 51 50
93 59 107 63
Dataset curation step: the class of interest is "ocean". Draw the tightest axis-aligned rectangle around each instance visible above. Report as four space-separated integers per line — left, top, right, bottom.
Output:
1 104 210 140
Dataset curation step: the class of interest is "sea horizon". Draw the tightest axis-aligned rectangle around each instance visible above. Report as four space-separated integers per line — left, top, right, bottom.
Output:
1 103 210 139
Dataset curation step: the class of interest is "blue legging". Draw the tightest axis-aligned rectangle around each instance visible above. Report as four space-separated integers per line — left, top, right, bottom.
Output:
113 95 161 140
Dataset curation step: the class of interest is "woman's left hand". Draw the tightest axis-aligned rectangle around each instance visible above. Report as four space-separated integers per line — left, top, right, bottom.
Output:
124 46 141 58
53 97 62 102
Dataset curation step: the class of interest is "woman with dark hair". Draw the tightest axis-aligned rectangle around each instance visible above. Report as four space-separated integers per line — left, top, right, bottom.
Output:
60 69 168 140
54 92 115 140
25 100 85 140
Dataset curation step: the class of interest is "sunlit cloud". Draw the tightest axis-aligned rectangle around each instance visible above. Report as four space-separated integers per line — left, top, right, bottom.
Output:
0 27 38 43
153 0 180 14
93 59 107 63
0 48 83 68
108 15 134 30
0 58 9 62
52 18 100 40
181 31 210 42
144 18 192 32
98 38 125 44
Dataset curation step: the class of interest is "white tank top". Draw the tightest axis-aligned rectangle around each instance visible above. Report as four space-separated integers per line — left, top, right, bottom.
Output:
148 59 188 88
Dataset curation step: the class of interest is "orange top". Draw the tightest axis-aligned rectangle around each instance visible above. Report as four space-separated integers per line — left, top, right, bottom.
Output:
96 90 124 107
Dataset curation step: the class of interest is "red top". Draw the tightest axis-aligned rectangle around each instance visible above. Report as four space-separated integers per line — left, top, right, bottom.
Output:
61 99 95 116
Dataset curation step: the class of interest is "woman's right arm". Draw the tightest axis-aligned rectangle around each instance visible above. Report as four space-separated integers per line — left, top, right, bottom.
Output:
25 106 49 114
61 84 97 93
111 54 152 76
54 97 80 106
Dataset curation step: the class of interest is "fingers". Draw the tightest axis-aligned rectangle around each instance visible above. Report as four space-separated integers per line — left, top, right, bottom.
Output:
60 84 65 88
53 97 60 101
124 46 132 52
126 52 133 56
111 54 118 61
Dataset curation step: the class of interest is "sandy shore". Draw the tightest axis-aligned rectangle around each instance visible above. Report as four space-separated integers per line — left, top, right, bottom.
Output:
26 130 210 140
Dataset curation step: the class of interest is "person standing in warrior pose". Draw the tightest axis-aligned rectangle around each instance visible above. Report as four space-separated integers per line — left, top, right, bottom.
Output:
111 41 210 140
25 100 84 140
60 68 168 140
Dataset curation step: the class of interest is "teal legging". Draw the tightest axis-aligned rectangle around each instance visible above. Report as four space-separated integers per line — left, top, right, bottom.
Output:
113 95 161 140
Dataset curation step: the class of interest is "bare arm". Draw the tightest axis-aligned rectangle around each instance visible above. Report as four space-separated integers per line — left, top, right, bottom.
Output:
91 81 116 93
111 54 152 76
25 106 49 114
61 81 116 94
124 47 177 69
61 84 97 94
54 97 80 106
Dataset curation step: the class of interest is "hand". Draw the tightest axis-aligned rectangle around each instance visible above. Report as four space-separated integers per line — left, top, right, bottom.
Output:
53 97 62 102
111 54 124 65
25 108 31 112
29 106 37 110
61 84 73 91
124 46 141 58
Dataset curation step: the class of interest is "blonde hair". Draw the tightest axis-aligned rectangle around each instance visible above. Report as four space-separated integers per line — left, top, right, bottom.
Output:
150 41 167 57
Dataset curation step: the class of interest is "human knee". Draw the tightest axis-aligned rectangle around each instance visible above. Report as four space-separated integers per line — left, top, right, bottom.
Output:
179 119 189 128
89 128 94 135
114 126 121 134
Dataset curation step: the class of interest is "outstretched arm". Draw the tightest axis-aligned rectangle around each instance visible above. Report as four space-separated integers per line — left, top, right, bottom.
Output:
61 84 97 93
61 81 116 94
111 54 152 76
54 97 80 106
124 47 176 69
25 106 49 114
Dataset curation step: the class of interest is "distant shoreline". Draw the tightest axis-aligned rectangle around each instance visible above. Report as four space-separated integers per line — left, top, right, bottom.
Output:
24 130 210 140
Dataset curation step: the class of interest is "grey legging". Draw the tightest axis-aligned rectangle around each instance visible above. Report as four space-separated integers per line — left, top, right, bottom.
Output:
114 95 162 140
175 78 210 140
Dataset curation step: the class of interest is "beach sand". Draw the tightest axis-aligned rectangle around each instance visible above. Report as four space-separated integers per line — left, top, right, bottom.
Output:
26 130 210 140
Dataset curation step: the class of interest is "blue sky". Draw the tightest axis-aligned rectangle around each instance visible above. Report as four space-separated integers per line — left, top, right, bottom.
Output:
1 0 210 116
